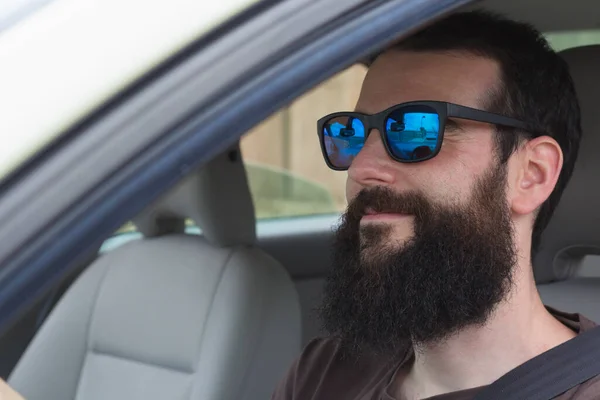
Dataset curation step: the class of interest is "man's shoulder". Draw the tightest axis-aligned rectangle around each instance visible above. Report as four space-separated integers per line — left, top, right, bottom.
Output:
560 373 600 399
546 306 598 333
296 336 343 366
274 337 349 394
271 336 398 400
292 336 393 377
298 336 358 371
270 337 341 400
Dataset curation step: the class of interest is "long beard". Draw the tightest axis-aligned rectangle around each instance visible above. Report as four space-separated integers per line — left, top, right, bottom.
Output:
318 163 517 359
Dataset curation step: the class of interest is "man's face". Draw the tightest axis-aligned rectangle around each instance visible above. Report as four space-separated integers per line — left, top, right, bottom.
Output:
318 50 519 357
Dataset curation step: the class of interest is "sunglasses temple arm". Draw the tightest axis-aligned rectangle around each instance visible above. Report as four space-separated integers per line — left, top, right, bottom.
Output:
447 104 528 130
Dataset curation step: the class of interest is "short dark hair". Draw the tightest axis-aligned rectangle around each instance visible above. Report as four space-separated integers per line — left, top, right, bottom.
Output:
371 10 582 255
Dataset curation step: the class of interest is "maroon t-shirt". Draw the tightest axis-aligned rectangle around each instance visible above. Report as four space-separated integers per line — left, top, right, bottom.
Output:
272 308 600 400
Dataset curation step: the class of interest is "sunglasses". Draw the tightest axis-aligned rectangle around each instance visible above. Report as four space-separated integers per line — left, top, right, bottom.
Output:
317 101 529 170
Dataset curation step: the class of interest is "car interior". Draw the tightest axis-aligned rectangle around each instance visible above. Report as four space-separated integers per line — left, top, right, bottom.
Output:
3 0 600 399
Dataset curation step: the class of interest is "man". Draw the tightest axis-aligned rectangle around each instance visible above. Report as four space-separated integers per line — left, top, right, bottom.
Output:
272 10 598 400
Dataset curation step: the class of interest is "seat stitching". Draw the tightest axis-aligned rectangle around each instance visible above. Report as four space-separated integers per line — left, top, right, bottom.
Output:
189 243 238 399
72 247 116 399
90 348 193 375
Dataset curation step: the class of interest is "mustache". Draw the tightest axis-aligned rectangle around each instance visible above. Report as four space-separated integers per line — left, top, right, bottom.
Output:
346 186 433 221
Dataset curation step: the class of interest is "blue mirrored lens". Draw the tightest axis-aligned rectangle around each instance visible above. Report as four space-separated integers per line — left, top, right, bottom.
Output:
385 107 440 161
323 116 366 168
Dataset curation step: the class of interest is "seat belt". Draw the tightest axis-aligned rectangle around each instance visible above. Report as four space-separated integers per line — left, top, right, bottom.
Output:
472 326 600 400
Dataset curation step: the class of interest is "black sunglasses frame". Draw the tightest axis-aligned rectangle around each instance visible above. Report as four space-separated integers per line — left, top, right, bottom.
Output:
317 100 529 171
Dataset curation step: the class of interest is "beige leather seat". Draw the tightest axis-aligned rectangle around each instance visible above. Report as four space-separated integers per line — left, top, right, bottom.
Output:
536 45 600 322
9 145 301 400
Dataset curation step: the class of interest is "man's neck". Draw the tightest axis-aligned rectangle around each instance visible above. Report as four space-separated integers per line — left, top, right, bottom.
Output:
395 268 577 400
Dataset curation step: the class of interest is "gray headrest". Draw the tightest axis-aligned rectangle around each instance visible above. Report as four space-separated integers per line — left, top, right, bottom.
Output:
534 45 600 283
134 144 256 247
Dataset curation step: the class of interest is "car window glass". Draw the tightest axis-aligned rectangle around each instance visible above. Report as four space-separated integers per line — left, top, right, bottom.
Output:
545 29 600 51
242 64 367 219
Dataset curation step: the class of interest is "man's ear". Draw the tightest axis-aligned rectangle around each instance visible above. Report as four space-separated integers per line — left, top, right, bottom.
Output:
510 136 563 216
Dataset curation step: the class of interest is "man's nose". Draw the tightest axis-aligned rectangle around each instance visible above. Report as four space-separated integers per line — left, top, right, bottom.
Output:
347 130 397 187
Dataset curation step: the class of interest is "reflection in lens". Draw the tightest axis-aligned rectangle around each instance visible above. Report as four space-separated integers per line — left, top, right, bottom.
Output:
323 116 366 168
386 108 440 161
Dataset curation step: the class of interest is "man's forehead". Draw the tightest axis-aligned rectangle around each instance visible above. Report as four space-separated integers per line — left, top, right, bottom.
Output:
354 49 501 114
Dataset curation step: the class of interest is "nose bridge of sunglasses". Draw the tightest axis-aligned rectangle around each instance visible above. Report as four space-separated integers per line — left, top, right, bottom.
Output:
362 114 382 138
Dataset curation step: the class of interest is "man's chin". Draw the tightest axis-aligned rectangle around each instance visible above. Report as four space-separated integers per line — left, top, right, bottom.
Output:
359 224 414 256
360 242 409 265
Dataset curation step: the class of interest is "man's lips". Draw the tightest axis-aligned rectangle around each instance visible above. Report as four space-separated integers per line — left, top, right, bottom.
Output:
361 209 411 222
